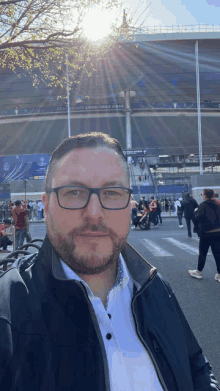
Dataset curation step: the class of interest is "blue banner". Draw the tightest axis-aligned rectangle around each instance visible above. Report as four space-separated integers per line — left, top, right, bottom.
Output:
0 154 50 183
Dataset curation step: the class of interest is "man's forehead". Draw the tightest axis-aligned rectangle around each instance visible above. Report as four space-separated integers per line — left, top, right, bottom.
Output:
53 147 128 186
59 147 120 164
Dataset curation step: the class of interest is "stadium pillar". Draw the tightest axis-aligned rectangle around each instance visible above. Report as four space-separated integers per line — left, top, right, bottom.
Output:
66 54 71 138
195 41 203 175
125 91 132 165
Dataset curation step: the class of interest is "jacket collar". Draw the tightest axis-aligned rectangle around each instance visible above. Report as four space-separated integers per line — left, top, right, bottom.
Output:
34 234 157 299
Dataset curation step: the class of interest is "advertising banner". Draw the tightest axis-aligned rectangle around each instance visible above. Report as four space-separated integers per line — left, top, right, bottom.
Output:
0 154 50 183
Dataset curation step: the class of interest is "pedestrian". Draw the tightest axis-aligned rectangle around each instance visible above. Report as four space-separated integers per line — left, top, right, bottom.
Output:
181 193 198 238
0 132 218 390
165 198 169 212
32 200 38 220
0 219 13 253
188 188 220 282
37 200 44 220
138 196 147 211
149 196 158 227
11 200 29 250
130 195 139 230
175 198 184 228
156 199 162 225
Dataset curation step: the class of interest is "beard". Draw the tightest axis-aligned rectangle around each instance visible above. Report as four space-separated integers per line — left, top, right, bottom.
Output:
46 213 129 276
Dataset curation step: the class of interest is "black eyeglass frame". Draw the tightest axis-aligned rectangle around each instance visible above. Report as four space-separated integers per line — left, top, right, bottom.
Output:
46 186 133 210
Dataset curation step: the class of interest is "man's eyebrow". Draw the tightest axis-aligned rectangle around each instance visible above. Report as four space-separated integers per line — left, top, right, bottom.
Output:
60 180 126 187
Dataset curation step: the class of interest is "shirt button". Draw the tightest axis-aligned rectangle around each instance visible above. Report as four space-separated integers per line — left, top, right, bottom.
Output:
108 313 111 319
106 333 112 340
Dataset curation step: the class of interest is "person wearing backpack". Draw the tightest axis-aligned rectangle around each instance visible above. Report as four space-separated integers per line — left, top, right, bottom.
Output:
188 188 220 282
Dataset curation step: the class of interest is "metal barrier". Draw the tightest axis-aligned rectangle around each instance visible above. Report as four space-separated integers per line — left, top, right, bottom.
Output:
0 239 43 272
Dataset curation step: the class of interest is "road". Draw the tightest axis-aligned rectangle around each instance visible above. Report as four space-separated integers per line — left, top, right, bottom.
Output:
29 219 220 383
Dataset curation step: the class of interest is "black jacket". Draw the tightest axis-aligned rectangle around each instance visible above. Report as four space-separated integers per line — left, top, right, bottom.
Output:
181 197 199 219
0 235 219 391
194 199 220 235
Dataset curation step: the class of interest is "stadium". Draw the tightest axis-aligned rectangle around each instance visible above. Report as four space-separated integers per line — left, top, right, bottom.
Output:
1 24 220 203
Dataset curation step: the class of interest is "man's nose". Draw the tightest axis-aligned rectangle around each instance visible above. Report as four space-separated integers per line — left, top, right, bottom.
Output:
85 193 104 215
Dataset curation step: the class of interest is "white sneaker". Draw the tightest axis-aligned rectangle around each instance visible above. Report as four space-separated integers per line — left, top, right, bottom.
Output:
215 274 220 282
188 270 202 279
180 225 184 229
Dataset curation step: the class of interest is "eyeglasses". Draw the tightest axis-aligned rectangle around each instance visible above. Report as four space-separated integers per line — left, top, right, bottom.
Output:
46 186 133 210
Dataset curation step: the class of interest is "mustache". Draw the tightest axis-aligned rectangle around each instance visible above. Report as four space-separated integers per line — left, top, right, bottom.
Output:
69 223 110 236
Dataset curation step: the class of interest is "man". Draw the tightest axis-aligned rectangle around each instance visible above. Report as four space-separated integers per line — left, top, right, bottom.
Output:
138 196 148 211
38 200 44 220
175 198 184 228
0 219 13 253
130 195 139 230
11 200 29 250
32 200 38 220
0 132 218 390
149 196 158 227
181 193 198 238
156 199 162 225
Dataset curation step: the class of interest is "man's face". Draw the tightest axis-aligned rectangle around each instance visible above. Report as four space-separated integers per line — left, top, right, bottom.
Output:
42 147 131 275
4 223 10 229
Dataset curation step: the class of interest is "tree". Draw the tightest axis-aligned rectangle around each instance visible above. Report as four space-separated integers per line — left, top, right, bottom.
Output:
0 0 150 90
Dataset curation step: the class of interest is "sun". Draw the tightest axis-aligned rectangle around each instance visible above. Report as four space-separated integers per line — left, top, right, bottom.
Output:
81 6 120 42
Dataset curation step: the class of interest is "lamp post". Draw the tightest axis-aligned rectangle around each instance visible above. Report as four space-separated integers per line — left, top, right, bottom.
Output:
195 40 203 175
66 54 71 138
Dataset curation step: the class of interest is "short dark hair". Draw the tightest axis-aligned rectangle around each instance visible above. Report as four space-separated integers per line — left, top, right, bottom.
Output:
15 200 21 206
44 132 130 192
151 196 154 200
3 219 11 225
203 188 214 199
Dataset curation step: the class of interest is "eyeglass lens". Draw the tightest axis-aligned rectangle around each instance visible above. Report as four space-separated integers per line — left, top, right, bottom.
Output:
58 187 130 209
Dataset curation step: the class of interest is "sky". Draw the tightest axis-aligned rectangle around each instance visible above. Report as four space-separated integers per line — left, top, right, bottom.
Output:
126 0 220 27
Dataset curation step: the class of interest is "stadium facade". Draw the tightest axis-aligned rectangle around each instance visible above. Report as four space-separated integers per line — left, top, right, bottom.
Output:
1 26 220 202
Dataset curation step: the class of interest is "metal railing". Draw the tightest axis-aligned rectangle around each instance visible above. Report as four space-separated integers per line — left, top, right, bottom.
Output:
137 24 220 35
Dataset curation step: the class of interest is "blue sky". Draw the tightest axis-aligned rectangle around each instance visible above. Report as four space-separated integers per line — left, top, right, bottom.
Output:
127 0 220 27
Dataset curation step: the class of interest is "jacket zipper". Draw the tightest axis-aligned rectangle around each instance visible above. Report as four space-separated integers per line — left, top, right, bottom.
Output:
131 271 169 391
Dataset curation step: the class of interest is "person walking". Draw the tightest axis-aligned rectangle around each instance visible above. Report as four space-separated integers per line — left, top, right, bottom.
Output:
0 132 218 390
188 188 220 282
38 200 44 220
149 196 158 228
130 195 139 230
175 198 184 228
32 201 38 220
181 193 198 238
11 200 29 250
156 199 162 225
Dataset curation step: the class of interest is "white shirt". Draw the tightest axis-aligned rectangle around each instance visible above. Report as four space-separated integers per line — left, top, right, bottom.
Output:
60 255 163 391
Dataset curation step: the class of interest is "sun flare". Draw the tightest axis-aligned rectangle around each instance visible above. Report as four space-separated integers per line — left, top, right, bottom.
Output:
81 7 120 42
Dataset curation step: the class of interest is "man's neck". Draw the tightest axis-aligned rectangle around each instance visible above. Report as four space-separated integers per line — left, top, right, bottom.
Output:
77 261 118 308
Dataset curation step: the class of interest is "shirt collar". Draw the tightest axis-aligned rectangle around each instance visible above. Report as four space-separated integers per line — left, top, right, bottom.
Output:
60 253 130 298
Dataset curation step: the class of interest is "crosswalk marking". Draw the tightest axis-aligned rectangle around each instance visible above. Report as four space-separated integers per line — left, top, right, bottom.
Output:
191 237 212 255
139 239 173 257
163 238 199 255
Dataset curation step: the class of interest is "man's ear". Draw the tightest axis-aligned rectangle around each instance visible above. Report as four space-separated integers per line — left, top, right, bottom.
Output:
42 193 49 223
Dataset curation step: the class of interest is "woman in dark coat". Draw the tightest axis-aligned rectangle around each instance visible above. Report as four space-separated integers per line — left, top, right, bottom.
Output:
188 188 220 282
